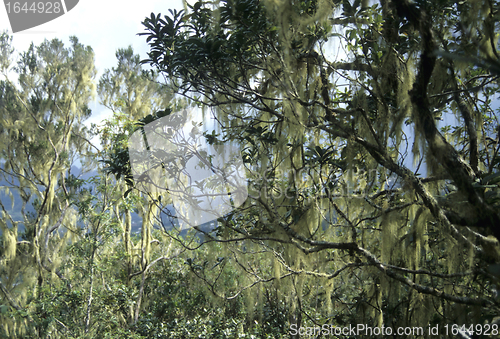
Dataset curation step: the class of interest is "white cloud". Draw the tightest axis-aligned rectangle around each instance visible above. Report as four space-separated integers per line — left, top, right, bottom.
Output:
2 0 183 76
1 0 184 143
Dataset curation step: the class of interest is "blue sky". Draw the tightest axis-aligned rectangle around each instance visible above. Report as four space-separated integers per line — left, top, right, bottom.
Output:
1 0 186 129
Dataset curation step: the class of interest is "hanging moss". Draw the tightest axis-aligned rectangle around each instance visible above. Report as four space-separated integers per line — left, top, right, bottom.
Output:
324 278 333 315
381 211 396 265
2 226 17 262
245 286 255 322
273 256 281 290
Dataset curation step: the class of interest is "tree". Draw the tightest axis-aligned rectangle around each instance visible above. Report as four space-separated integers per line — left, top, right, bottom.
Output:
96 46 181 326
139 0 500 333
0 33 96 337
0 34 278 338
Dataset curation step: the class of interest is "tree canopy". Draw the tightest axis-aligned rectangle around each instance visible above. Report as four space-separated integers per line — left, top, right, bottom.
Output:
2 0 500 337
0 32 97 336
138 0 500 332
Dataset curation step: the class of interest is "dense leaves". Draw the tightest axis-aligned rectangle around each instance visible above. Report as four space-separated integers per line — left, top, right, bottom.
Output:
0 32 96 337
139 0 500 335
2 0 500 337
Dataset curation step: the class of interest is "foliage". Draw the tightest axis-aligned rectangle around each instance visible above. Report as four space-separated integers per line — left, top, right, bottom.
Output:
3 0 500 335
138 0 500 335
0 32 96 337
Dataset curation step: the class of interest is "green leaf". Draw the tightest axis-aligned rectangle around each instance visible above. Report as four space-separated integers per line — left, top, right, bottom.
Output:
483 171 500 185
124 188 133 198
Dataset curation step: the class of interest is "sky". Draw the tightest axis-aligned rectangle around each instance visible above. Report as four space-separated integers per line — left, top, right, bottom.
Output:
0 0 465 176
0 0 186 132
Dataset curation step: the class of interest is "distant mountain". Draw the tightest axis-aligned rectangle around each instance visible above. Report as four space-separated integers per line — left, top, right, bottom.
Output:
0 165 217 239
0 165 97 237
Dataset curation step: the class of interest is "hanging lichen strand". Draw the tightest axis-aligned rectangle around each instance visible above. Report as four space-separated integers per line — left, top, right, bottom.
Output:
0 36 96 336
198 0 371 325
